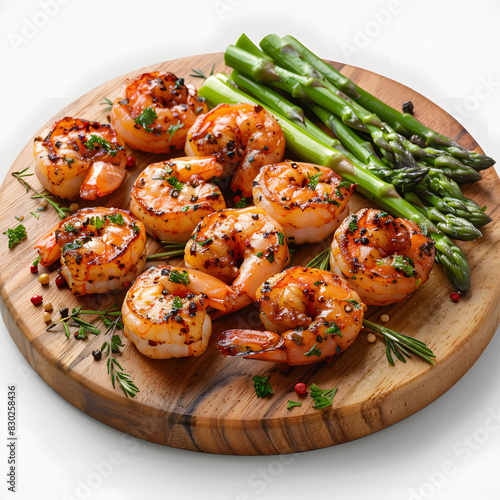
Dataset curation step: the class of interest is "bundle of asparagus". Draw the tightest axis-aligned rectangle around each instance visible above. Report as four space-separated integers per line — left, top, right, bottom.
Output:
198 34 496 295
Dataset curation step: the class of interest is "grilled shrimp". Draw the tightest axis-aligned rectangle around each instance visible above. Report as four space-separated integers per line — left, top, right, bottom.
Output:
122 266 237 359
217 267 366 365
185 103 285 197
330 208 435 306
34 207 146 295
130 156 226 242
33 117 128 201
253 161 356 244
184 207 290 312
111 71 207 153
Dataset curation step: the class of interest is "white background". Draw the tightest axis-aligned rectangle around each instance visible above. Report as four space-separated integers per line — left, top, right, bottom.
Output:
1 1 500 499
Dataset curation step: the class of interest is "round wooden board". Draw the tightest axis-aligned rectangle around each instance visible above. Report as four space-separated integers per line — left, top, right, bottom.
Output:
1 53 499 456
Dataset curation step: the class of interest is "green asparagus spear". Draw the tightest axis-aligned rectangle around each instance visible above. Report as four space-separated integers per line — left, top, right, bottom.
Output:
277 34 495 170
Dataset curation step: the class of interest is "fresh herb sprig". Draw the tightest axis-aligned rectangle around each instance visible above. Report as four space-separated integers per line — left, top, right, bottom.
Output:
309 384 338 409
190 64 216 79
146 240 186 261
12 167 70 219
363 319 436 365
100 97 113 112
305 247 330 270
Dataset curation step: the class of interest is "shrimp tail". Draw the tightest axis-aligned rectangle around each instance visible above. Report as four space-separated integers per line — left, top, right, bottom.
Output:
80 161 127 200
217 329 287 362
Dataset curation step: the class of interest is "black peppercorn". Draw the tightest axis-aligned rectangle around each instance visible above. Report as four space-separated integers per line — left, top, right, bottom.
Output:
60 307 69 318
402 100 414 114
92 350 102 360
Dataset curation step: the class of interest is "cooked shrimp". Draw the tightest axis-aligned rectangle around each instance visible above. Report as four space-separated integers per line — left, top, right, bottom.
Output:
184 207 290 312
34 207 146 295
111 71 207 153
185 103 285 197
330 208 435 306
130 156 226 242
122 266 237 359
217 266 366 365
253 161 356 245
33 117 128 201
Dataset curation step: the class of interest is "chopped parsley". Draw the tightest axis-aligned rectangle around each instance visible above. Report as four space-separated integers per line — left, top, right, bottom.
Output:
266 251 275 264
197 238 213 247
84 134 121 157
169 270 190 286
348 215 358 233
134 106 158 133
256 251 263 258
235 197 248 208
377 254 416 277
107 213 125 226
307 172 322 190
324 321 341 336
90 215 106 230
64 223 78 233
167 176 184 192
252 375 273 398
277 232 285 245
4 224 27 249
345 299 362 310
166 121 184 141
172 296 183 311
305 343 321 357
62 240 84 252
182 206 190 213
287 401 302 410
32 255 41 267
310 383 338 409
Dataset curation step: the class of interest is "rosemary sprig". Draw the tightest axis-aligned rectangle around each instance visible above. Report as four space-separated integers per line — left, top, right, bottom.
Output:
363 319 436 365
189 63 215 79
146 240 186 261
305 247 330 270
12 167 70 219
100 97 113 111
107 358 139 398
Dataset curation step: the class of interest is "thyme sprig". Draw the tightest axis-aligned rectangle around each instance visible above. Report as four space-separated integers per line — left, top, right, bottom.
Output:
100 97 113 111
305 247 330 270
12 167 70 219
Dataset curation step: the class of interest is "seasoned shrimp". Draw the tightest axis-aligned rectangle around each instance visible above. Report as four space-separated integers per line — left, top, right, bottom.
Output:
330 208 435 306
130 156 226 242
122 266 237 359
185 103 285 197
217 267 366 365
253 161 356 244
111 71 207 153
33 117 128 201
34 207 146 295
184 207 290 312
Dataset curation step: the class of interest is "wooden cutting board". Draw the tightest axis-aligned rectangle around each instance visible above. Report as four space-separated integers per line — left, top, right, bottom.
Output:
1 53 499 455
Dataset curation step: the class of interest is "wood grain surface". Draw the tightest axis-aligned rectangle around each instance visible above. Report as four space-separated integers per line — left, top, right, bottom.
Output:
1 53 499 455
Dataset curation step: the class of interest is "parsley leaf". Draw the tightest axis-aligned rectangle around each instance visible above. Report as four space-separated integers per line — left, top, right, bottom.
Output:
277 232 285 245
377 254 415 277
348 215 358 233
134 106 158 133
305 343 321 357
324 321 341 336
172 296 183 311
252 375 273 398
309 383 338 409
169 270 190 286
235 197 248 208
32 255 41 267
84 134 121 157
345 299 362 310
107 213 125 226
3 224 27 249
90 215 106 230
307 172 322 190
266 251 275 264
287 400 302 410
198 238 213 247
166 121 184 141
167 176 184 192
